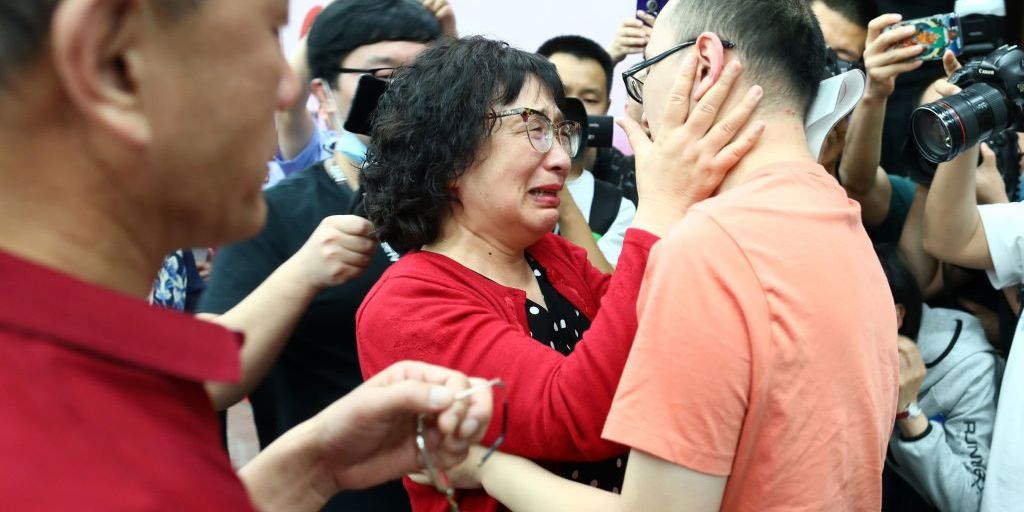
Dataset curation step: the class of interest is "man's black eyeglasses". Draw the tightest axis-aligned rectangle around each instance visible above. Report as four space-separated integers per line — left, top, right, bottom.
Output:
622 39 736 104
335 67 397 79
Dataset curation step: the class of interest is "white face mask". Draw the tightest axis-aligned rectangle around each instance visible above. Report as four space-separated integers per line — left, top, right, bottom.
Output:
805 69 865 162
319 82 348 135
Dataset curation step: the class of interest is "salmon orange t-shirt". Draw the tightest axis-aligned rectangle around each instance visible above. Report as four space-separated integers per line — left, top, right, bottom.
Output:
603 162 899 511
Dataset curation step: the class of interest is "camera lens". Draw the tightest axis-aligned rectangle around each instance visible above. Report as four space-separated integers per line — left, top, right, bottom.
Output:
911 83 1010 163
911 105 957 163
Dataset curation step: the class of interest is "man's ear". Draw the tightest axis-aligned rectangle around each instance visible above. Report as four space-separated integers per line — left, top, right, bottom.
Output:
895 304 906 330
51 0 150 146
692 32 728 102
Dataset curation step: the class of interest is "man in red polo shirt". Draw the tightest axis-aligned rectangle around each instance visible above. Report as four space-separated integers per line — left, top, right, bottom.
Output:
0 1 492 510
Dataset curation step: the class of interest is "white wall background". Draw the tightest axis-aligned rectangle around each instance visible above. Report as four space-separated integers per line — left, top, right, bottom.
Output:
283 0 644 152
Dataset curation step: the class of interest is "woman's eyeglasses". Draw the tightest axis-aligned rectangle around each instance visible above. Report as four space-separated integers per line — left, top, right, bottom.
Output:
488 108 581 158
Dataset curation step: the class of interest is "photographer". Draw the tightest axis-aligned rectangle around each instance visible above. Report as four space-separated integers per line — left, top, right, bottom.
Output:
837 13 922 242
921 50 1024 512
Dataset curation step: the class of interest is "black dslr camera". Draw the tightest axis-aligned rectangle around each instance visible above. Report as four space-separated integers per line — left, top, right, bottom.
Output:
911 45 1024 163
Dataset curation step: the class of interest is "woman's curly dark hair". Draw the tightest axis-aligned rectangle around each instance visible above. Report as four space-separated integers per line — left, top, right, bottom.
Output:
362 36 565 254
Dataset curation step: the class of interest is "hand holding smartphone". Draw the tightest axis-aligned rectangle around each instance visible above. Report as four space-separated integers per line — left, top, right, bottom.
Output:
636 0 668 19
883 13 963 61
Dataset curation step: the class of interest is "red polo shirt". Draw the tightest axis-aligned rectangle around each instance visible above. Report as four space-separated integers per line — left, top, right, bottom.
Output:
0 250 255 510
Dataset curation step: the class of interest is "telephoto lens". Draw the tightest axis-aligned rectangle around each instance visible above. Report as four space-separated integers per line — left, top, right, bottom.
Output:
911 83 1010 163
910 44 1024 163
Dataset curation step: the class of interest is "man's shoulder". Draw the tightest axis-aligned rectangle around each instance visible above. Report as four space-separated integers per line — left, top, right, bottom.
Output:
265 160 329 201
263 160 353 230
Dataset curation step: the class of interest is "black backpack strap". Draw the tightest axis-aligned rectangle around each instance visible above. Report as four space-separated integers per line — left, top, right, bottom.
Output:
589 179 624 237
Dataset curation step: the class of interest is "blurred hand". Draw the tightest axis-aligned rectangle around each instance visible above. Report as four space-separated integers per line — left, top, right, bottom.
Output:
896 336 927 412
316 361 493 491
976 143 1008 205
291 215 376 291
619 53 765 217
197 247 216 281
607 11 656 64
862 14 925 102
422 0 457 37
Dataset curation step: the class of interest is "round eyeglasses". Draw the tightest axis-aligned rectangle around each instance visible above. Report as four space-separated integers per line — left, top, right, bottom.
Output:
488 107 581 158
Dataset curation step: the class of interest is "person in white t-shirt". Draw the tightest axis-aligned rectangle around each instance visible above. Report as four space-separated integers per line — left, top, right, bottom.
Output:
565 167 635 266
921 52 1024 512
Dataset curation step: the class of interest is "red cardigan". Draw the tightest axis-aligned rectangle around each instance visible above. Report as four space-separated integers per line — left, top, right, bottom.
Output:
356 229 658 511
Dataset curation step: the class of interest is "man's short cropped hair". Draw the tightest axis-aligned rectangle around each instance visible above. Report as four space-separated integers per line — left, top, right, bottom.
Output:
668 0 827 116
811 0 876 29
308 0 441 88
537 35 615 95
0 0 203 89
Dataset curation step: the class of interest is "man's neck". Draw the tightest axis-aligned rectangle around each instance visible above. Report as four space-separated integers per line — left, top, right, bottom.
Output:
714 114 818 194
0 142 167 299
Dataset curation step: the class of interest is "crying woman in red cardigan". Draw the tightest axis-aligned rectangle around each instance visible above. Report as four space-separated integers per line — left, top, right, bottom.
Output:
356 36 760 512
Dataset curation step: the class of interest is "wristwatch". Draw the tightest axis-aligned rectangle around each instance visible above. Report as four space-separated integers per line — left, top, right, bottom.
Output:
896 402 923 421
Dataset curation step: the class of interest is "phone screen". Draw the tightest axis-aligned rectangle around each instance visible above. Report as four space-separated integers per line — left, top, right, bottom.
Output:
343 74 389 136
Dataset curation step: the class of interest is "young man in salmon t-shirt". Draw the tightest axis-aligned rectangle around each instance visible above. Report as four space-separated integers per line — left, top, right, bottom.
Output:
435 0 900 510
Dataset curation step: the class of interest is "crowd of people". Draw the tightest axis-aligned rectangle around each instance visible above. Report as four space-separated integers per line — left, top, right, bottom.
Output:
1 0 1022 510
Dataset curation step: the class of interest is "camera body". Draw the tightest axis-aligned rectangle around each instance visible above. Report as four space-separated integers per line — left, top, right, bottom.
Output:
911 45 1024 163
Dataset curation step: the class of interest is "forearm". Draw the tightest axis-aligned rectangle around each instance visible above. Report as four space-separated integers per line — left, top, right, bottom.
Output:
839 98 887 195
899 186 939 294
239 416 337 512
890 423 985 512
922 147 986 266
276 38 315 160
204 256 319 410
480 452 618 512
559 194 613 274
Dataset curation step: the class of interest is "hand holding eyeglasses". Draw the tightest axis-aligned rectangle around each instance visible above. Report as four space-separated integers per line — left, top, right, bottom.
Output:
310 361 494 493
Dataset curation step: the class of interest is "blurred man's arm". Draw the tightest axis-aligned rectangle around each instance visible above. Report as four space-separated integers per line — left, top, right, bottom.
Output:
276 36 315 160
202 216 376 410
242 361 492 512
